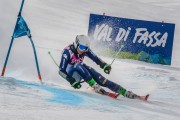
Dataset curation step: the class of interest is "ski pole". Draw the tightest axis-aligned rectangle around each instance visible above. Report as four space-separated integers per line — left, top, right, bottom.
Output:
103 44 124 74
110 44 124 65
48 51 59 67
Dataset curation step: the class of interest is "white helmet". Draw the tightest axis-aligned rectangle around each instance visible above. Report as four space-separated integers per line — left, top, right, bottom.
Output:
74 35 90 49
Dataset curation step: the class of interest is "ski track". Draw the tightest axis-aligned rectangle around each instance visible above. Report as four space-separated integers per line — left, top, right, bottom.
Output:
0 77 180 120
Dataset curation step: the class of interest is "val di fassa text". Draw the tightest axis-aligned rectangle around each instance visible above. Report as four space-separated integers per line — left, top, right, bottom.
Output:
94 24 168 48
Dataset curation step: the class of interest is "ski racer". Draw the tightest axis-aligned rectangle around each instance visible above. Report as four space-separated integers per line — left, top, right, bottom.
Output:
58 35 148 100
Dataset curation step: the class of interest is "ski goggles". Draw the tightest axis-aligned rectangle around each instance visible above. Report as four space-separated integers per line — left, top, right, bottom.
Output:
78 44 88 51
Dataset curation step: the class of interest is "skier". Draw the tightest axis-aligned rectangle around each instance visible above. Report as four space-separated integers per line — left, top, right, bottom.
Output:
59 35 148 100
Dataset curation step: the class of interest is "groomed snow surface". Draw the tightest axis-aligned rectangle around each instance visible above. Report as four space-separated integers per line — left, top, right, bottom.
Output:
0 60 180 120
0 0 180 120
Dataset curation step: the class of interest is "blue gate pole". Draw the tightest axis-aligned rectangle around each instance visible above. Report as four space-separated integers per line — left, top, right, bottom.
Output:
29 35 42 81
1 0 25 76
18 0 25 17
1 37 15 76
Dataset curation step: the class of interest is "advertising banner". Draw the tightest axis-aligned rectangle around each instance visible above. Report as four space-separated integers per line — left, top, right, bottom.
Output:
88 14 175 65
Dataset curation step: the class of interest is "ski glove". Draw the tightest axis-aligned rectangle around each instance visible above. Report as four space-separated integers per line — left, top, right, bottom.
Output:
71 81 81 89
68 77 81 89
100 62 112 74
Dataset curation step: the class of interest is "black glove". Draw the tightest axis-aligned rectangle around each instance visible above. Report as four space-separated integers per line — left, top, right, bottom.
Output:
104 64 111 74
100 62 111 74
67 77 81 89
71 81 81 89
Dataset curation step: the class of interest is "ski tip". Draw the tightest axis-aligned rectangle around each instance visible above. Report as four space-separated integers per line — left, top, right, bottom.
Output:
140 94 150 101
145 94 150 101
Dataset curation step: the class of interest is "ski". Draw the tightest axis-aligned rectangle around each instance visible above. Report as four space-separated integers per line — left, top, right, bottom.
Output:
87 87 119 99
108 93 150 101
99 90 120 99
87 87 149 100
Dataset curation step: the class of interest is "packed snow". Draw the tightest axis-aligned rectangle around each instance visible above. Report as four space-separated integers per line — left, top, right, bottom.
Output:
0 0 180 120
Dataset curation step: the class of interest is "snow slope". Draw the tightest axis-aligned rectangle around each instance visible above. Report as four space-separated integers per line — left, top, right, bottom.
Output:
0 0 180 120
